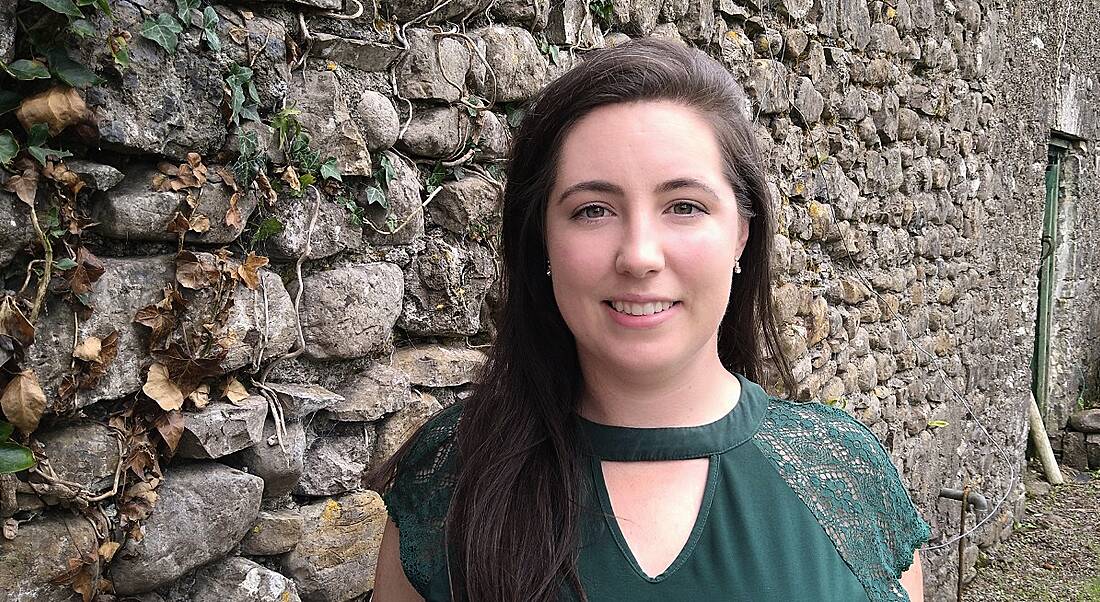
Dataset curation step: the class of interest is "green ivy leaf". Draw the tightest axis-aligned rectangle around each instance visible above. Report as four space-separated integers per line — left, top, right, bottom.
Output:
0 421 13 443
201 7 222 53
0 441 36 474
76 0 111 15
0 91 20 116
365 184 387 209
175 0 200 23
109 34 131 70
26 123 72 166
46 48 104 88
0 131 18 166
504 104 525 128
377 153 395 191
30 0 83 19
251 217 284 245
54 257 78 270
69 18 96 38
139 13 184 54
320 158 342 181
225 63 260 125
3 59 51 81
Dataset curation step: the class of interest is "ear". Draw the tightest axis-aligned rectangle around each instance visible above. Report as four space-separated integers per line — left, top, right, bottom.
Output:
734 213 750 259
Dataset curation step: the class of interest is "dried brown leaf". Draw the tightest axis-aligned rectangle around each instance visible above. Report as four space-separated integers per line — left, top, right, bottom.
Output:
97 541 120 563
187 382 210 409
3 160 40 206
165 211 190 234
225 192 242 229
223 377 249 403
153 409 184 452
188 213 210 233
175 251 221 290
1 370 47 435
281 164 301 192
16 87 93 137
0 296 35 349
237 252 269 290
2 518 17 540
72 336 101 362
255 172 277 204
142 363 182 411
42 161 86 196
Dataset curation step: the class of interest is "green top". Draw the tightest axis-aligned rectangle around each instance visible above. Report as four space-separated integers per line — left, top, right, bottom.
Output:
382 373 931 601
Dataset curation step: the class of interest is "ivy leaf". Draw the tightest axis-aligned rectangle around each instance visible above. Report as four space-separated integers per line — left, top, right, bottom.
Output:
3 59 51 81
175 0 200 24
320 158 342 181
30 0 83 19
54 257 78 270
76 0 111 15
365 184 387 208
0 131 18 166
250 217 283 246
0 442 35 474
201 7 221 53
25 123 72 166
46 48 104 88
0 91 20 115
69 18 96 38
139 13 184 54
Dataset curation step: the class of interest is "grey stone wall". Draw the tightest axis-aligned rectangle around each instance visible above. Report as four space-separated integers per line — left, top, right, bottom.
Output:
1 0 1098 600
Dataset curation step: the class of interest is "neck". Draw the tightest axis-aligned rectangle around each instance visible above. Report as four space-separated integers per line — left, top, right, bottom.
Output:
575 343 742 428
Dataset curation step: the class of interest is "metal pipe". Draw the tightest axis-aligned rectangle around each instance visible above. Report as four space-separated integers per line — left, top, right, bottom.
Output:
938 487 990 514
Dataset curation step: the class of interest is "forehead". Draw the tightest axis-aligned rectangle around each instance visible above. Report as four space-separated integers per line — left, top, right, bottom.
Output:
552 100 729 191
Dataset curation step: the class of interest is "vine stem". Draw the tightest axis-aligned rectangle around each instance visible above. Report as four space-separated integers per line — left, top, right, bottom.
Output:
27 204 51 324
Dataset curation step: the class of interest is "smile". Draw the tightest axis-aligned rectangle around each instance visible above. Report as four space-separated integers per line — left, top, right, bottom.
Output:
605 300 679 316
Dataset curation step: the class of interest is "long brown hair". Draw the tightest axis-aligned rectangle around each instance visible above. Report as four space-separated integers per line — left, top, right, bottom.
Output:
370 37 794 601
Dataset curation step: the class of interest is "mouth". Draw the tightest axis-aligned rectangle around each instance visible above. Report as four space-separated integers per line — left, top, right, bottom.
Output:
603 300 681 317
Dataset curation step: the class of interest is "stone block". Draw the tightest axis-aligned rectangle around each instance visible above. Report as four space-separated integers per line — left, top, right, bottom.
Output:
37 422 121 492
546 0 601 46
0 190 35 269
111 463 264 595
363 151 425 246
426 176 502 239
493 0 551 29
357 90 401 151
65 159 125 191
372 392 444 467
397 28 471 103
285 70 371 177
264 192 363 260
1068 409 1100 433
381 0 492 22
391 344 488 388
0 511 99 601
176 397 268 459
746 60 790 115
296 422 375 497
470 26 548 103
225 417 306 499
281 491 388 601
175 556 301 602
473 111 511 161
263 382 344 420
400 232 495 336
0 3 13 63
1062 431 1089 471
76 1 287 159
300 263 404 360
27 255 175 411
398 105 471 159
240 509 304 556
1086 434 1100 470
311 32 402 71
792 76 824 126
325 363 413 422
90 164 258 244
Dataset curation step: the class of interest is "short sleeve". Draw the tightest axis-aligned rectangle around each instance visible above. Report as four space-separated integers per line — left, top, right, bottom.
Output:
380 402 462 598
753 398 932 602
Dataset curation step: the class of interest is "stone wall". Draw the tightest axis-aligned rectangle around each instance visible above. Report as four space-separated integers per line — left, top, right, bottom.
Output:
0 0 1097 600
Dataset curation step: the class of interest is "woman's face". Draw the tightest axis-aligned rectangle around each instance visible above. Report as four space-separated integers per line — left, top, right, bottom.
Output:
544 100 750 379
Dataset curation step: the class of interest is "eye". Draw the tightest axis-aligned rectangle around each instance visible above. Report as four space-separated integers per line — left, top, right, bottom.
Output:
573 204 610 220
669 201 706 216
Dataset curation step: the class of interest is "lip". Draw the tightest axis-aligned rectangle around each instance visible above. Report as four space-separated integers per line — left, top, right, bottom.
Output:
603 300 680 329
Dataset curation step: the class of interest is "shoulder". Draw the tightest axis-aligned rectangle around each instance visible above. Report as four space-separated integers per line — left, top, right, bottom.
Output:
379 401 463 598
752 397 932 601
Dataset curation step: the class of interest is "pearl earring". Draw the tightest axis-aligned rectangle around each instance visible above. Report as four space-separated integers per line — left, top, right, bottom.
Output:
546 261 552 276
733 260 742 274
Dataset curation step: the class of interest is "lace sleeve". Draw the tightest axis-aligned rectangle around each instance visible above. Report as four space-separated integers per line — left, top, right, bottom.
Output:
753 398 932 602
380 402 462 598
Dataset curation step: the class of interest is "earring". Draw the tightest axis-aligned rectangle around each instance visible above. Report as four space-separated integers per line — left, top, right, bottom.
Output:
546 261 552 276
733 259 742 274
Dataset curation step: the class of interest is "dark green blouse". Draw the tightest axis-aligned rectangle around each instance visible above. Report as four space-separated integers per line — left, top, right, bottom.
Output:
382 373 931 601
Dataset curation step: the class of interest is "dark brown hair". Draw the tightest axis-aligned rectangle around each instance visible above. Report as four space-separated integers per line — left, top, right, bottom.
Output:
370 36 794 601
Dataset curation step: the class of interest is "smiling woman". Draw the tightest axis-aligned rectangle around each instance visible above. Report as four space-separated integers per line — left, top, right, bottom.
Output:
367 37 930 602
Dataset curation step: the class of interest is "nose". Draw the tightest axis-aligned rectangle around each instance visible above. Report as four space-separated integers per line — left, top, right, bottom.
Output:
614 214 665 278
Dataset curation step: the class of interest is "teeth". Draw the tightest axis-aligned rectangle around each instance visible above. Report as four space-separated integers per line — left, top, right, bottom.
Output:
610 300 675 316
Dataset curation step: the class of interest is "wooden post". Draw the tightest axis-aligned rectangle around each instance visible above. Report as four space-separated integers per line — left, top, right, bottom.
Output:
1028 392 1064 486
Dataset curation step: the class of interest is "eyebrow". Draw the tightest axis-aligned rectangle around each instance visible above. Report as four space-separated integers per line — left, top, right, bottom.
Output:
554 177 721 205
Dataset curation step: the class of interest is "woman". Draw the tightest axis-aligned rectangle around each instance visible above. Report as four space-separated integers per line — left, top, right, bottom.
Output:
370 37 930 601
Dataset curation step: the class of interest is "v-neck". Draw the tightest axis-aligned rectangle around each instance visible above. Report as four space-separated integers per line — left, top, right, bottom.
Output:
574 372 769 461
